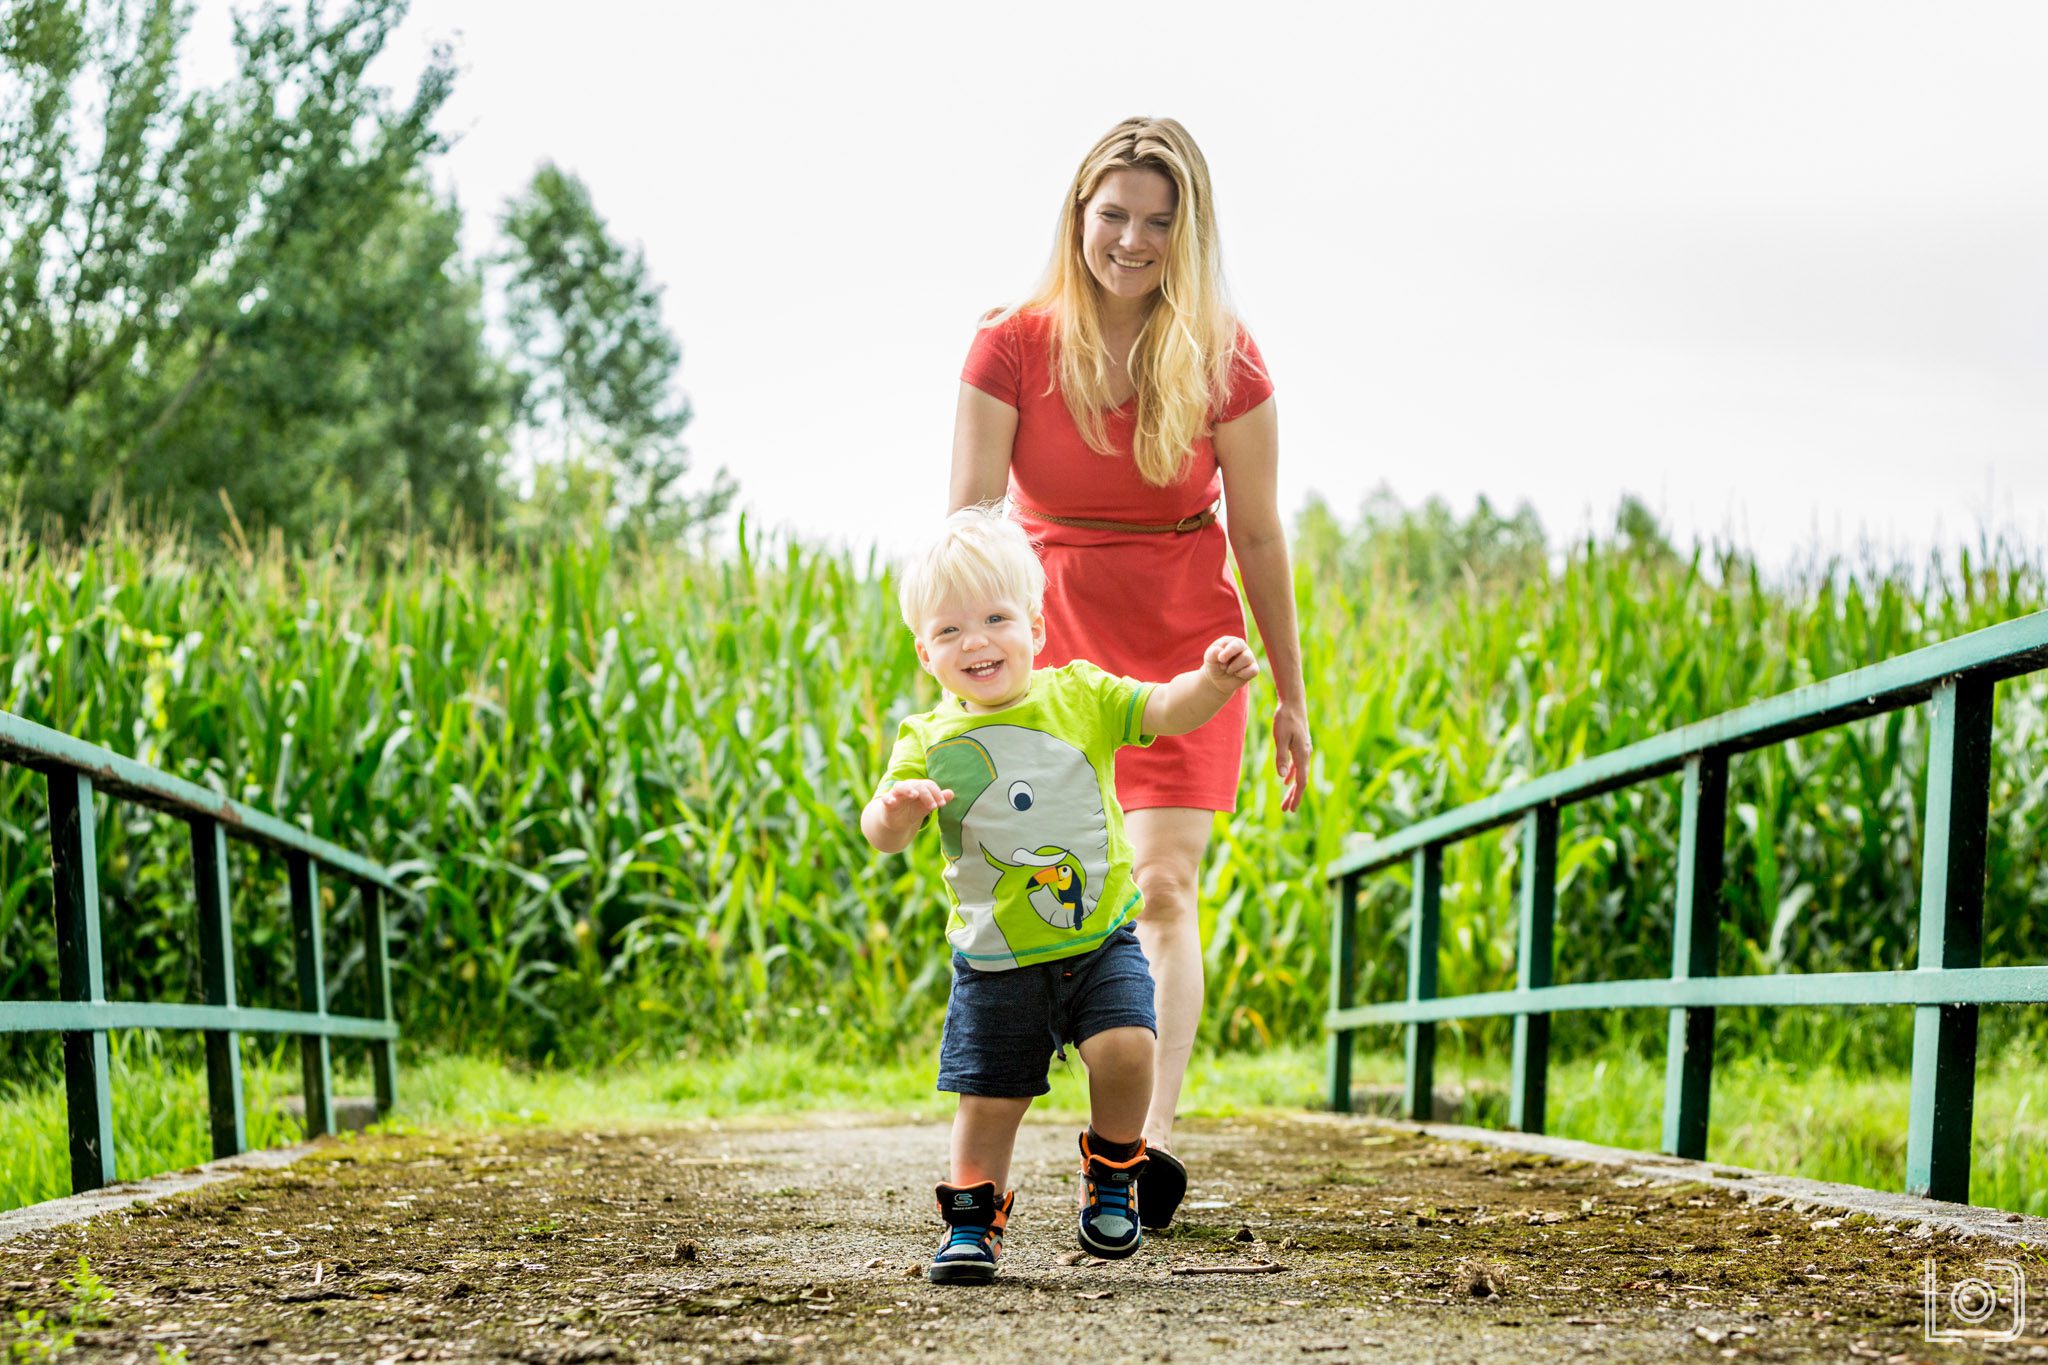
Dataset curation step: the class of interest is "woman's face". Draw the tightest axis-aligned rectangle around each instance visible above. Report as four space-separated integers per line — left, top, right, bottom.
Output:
1079 167 1177 308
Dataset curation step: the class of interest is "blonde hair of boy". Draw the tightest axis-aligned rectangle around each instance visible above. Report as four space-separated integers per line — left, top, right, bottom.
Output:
897 504 1047 633
1003 115 1246 489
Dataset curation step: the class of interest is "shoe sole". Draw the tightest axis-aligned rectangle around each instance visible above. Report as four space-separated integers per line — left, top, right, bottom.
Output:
1137 1148 1187 1231
928 1262 997 1285
1077 1226 1141 1259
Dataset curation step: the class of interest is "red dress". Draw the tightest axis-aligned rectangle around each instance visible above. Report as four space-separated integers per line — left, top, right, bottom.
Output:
961 308 1274 812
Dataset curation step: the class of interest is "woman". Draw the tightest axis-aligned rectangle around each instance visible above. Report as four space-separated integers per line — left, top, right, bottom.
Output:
947 115 1311 1229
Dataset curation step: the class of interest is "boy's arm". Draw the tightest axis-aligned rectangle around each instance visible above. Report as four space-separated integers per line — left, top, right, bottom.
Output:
862 780 953 854
1141 637 1262 737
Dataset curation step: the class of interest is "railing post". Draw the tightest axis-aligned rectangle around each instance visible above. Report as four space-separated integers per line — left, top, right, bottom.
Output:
1905 677 1993 1202
363 881 398 1114
50 770 116 1193
1510 804 1558 1133
288 853 335 1138
1662 752 1728 1159
1326 871 1360 1112
1405 845 1442 1121
191 817 247 1159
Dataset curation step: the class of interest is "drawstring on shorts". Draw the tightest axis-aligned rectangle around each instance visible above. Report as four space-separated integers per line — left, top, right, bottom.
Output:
1045 960 1080 1062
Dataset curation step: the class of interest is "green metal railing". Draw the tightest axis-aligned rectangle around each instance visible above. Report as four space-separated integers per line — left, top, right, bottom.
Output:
1324 610 2048 1205
0 710 402 1196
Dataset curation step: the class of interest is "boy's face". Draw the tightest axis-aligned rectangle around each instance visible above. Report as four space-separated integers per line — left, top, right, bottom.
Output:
914 592 1044 713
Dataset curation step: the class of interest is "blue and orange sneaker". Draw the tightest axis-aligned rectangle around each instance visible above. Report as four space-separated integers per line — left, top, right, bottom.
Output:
930 1181 1013 1285
1077 1132 1147 1259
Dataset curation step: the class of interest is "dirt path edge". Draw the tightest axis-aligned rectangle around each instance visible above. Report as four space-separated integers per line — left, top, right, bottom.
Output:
1357 1113 2048 1245
0 1142 320 1244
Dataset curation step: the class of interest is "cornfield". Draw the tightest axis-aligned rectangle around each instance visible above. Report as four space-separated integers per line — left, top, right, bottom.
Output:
0 512 2043 1078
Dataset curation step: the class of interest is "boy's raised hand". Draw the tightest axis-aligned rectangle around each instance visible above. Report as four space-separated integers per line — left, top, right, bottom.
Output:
1202 636 1261 691
878 779 953 829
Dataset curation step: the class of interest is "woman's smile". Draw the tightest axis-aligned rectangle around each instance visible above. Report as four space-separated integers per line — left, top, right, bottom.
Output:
1081 166 1176 304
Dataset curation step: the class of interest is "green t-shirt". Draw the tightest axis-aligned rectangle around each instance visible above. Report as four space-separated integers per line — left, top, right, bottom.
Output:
878 661 1157 971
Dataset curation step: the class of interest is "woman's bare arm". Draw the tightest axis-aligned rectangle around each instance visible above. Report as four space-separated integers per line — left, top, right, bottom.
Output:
948 383 1019 512
1215 396 1312 812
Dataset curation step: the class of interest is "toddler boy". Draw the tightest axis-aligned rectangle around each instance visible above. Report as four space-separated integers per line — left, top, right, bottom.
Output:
861 504 1259 1284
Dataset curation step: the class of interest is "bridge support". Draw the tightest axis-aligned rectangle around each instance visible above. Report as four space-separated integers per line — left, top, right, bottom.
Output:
51 771 116 1193
192 817 247 1159
1326 872 1359 1112
1905 678 1992 1203
1404 846 1442 1120
289 854 336 1139
1662 753 1727 1160
1510 806 1558 1133
365 882 398 1114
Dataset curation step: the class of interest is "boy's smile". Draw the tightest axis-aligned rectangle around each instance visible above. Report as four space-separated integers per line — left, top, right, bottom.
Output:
915 593 1045 713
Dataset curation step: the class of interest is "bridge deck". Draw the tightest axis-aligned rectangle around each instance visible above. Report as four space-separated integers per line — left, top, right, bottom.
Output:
1 1114 2033 1362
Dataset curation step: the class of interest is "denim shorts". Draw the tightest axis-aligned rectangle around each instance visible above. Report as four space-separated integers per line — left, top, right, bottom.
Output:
936 923 1157 1098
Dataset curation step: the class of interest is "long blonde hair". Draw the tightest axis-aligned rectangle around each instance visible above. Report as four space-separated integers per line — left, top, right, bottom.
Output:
1011 116 1241 488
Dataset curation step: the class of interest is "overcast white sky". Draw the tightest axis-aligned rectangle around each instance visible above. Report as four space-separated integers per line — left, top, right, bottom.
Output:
189 0 2048 569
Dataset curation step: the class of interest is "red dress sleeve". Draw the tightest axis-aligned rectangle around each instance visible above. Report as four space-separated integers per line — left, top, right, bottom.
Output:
960 312 1023 408
1215 325 1274 424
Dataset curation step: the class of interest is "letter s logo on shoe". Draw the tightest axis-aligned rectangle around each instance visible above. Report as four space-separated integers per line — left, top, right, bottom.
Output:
953 1194 976 1208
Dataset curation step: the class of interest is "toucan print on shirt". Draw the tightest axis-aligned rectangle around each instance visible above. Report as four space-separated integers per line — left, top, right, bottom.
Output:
879 661 1157 971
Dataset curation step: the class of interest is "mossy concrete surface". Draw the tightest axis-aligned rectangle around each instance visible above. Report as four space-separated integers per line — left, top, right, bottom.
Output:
2 1112 2043 1363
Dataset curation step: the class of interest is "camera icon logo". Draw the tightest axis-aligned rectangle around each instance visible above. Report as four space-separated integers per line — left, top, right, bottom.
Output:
1923 1258 2027 1342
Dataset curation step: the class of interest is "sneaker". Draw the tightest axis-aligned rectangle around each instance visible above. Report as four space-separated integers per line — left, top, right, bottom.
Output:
930 1181 1013 1285
1076 1132 1147 1259
1137 1147 1187 1230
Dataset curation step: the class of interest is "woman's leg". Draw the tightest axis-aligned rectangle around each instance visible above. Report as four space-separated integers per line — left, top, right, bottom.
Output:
1125 806 1214 1152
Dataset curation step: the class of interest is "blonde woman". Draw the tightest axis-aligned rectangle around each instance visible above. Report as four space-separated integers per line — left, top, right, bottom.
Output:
948 115 1311 1230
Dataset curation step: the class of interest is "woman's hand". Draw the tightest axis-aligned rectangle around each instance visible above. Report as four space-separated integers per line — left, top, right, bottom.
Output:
1216 398 1309 816
1272 699 1311 814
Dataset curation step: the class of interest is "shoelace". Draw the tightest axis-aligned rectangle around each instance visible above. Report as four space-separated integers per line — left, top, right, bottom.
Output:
943 1225 995 1253
1087 1175 1133 1222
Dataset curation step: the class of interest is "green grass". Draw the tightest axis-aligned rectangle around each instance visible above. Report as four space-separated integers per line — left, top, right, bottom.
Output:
1437 1042 2048 1216
0 1036 1320 1210
4 1037 2045 1218
381 1043 1327 1132
0 1032 307 1213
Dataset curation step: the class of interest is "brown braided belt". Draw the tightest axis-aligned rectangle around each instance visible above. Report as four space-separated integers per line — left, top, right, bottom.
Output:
1012 499 1219 534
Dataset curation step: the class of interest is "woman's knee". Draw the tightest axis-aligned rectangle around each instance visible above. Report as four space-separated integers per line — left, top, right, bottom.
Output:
1133 861 1199 928
1127 808 1210 931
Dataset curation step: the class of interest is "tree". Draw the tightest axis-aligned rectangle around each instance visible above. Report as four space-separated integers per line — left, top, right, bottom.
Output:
499 164 732 539
1613 493 1678 565
147 175 516 538
1294 486 1550 602
0 0 511 539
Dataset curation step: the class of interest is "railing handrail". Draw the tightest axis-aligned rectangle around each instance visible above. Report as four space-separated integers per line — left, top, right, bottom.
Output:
1326 609 2048 880
0 705 403 1201
0 709 399 890
1323 608 2048 1208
